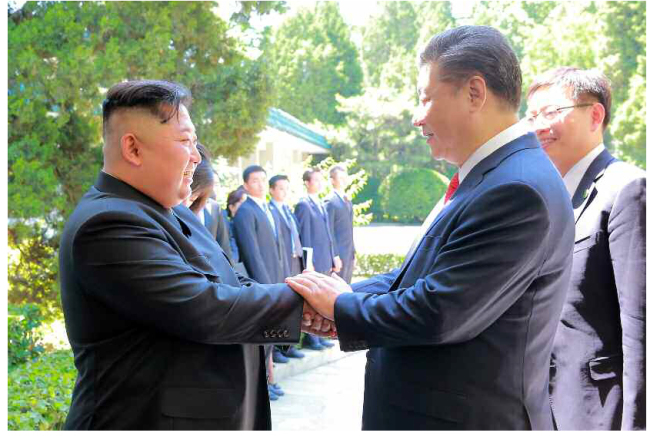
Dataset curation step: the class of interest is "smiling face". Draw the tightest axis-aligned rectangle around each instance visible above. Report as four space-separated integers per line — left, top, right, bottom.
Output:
526 85 598 176
413 62 469 165
129 104 200 208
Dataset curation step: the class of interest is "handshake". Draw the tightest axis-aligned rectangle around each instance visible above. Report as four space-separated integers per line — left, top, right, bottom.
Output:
285 271 352 338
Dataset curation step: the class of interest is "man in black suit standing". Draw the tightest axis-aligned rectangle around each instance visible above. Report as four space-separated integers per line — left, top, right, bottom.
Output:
326 165 356 283
58 80 331 430
527 67 646 430
287 26 574 430
233 165 286 285
294 168 339 350
233 165 289 397
268 174 307 361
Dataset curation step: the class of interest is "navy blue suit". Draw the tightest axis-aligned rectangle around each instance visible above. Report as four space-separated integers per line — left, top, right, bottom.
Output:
326 192 355 283
334 133 574 430
233 197 285 284
294 197 337 274
550 148 646 430
59 172 302 430
269 201 303 278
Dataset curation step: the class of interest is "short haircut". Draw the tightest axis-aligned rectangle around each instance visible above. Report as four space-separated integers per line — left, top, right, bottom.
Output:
102 80 191 138
226 186 247 218
419 25 522 110
269 174 289 189
527 67 613 130
329 165 346 179
188 143 214 214
302 168 322 183
242 165 266 183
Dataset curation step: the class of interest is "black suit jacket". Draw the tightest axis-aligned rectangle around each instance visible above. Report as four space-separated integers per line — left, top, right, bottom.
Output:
204 200 234 263
269 201 302 279
326 192 355 282
294 197 337 274
550 148 646 430
59 172 303 430
334 133 575 430
232 197 286 284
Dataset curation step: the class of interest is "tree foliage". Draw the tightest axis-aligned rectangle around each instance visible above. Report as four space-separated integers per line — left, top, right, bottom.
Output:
267 2 363 126
8 1 286 316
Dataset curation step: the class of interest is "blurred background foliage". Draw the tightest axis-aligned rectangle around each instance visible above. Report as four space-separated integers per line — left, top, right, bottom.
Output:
7 0 646 355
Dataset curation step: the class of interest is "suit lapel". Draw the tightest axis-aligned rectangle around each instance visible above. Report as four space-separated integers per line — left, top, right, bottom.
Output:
572 149 616 224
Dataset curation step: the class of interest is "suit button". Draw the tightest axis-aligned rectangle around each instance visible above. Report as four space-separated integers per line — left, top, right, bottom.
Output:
283 330 289 338
270 330 276 338
264 331 269 338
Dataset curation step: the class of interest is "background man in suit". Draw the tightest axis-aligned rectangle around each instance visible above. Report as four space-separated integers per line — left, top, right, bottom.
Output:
527 67 646 430
59 80 332 430
233 165 288 399
269 174 306 360
287 25 575 430
294 168 339 350
326 165 356 283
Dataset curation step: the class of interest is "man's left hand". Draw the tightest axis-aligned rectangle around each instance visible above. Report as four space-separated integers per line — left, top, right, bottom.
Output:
287 271 351 321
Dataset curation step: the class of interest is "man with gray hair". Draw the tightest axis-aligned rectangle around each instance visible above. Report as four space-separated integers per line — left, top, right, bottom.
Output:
527 67 646 430
287 25 574 430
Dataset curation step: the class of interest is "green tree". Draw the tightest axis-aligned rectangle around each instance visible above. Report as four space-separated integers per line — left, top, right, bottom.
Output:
8 1 285 316
267 2 363 126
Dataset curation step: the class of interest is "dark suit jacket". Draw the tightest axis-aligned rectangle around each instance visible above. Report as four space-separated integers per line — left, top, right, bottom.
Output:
232 197 286 284
269 201 302 279
59 172 303 430
326 192 355 282
334 133 575 430
204 200 234 263
550 148 646 430
294 197 337 274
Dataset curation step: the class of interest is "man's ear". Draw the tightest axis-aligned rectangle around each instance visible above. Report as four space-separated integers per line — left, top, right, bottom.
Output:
467 75 487 112
120 133 142 166
590 102 606 133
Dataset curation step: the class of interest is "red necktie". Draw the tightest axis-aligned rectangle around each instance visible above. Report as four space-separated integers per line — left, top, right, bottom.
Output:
444 173 459 204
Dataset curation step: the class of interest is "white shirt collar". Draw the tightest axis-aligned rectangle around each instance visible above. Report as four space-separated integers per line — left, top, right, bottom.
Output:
563 143 605 198
248 195 267 211
458 121 530 183
308 193 322 204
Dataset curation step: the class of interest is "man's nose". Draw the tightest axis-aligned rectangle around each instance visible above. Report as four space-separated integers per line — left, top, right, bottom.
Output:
190 142 201 164
412 108 424 127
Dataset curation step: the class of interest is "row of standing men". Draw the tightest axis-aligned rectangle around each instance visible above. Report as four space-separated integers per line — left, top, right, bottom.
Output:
183 158 355 401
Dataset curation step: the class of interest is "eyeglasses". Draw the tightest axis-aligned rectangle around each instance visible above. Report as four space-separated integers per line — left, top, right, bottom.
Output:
526 104 593 124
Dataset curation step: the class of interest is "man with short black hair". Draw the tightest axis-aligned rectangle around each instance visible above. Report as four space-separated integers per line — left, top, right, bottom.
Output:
294 168 339 350
527 67 646 430
59 80 331 430
287 26 574 430
326 165 356 283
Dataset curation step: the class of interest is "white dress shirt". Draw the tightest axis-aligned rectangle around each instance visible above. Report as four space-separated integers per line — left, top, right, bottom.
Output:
562 143 605 198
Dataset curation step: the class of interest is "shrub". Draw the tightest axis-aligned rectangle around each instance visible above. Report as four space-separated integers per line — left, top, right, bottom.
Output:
355 253 405 277
8 303 46 368
379 168 448 223
8 350 76 430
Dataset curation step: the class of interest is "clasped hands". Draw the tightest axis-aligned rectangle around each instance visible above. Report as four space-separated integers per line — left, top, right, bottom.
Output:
287 271 352 338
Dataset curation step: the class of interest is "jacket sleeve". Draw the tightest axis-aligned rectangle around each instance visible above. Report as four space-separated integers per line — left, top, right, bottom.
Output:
608 176 646 430
326 200 341 257
72 210 303 345
294 202 312 249
335 182 553 350
232 206 272 284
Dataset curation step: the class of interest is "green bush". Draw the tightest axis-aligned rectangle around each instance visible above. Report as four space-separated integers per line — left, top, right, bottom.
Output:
379 168 448 223
8 303 46 368
355 253 405 277
8 349 76 430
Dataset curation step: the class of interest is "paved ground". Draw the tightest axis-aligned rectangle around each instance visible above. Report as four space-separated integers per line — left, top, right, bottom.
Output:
270 348 366 431
353 224 420 255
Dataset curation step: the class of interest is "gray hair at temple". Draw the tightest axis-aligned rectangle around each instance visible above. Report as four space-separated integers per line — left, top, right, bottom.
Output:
527 67 612 130
418 25 522 111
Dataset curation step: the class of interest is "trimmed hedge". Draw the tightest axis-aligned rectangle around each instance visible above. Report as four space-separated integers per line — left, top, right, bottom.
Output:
355 253 405 277
379 168 448 222
8 349 76 430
